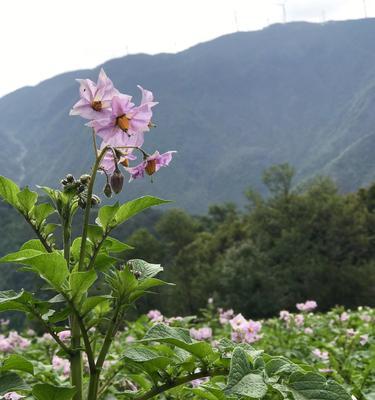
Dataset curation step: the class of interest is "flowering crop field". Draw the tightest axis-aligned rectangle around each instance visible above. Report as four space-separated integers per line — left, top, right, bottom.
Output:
1 301 373 400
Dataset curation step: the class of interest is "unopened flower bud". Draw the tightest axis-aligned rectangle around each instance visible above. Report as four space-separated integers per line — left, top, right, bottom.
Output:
66 174 75 183
103 183 112 198
79 174 91 185
77 185 85 193
110 168 124 194
78 198 86 209
145 159 157 176
60 179 68 186
91 194 101 206
134 271 142 279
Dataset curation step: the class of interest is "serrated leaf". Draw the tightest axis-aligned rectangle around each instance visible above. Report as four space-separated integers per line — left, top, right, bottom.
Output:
32 383 76 400
1 354 34 375
17 187 38 213
0 176 20 208
288 372 352 400
115 196 170 226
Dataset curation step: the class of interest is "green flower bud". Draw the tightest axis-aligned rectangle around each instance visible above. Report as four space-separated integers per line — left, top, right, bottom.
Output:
79 174 91 185
66 174 75 183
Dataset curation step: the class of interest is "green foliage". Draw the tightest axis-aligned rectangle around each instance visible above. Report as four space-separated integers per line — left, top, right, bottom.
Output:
32 384 76 400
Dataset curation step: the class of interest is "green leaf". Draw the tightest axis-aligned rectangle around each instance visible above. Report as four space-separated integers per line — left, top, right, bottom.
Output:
17 186 38 213
140 323 213 358
103 236 133 253
94 253 119 272
115 196 170 226
288 372 352 400
225 347 252 391
0 372 29 395
0 249 44 263
1 354 34 375
127 259 163 279
0 176 20 208
32 203 55 226
97 203 119 230
32 383 76 400
87 225 104 244
122 346 171 370
81 296 110 315
70 270 97 299
0 290 32 313
21 240 48 253
226 373 268 398
4 252 69 290
266 357 301 378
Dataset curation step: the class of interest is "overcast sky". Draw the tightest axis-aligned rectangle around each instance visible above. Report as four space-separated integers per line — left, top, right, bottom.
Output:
0 0 374 97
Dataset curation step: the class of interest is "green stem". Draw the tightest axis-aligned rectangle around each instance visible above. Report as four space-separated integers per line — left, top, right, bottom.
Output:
23 214 53 253
70 315 83 400
133 369 228 400
78 145 109 272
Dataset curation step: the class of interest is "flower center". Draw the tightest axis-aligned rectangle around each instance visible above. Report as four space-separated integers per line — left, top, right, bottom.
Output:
91 100 102 112
117 115 131 133
145 159 157 175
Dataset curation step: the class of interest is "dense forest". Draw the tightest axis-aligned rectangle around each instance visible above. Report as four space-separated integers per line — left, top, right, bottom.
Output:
1 164 374 327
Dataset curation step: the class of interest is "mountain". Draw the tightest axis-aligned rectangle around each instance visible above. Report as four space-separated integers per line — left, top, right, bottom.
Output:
1 18 375 212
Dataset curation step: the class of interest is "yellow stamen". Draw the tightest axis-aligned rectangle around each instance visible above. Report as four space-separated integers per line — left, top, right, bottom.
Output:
117 115 131 133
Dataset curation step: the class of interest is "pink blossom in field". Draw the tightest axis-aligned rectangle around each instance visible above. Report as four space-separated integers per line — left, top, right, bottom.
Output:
26 329 36 336
191 377 209 388
340 312 349 322
99 141 137 175
52 355 70 377
70 68 119 120
165 316 183 325
57 330 71 342
3 392 25 400
346 329 357 338
304 327 313 335
294 314 304 327
312 349 329 361
360 314 371 322
147 310 163 323
296 300 317 312
0 336 13 352
126 151 176 181
360 334 369 346
126 336 135 343
279 310 291 322
190 327 212 341
229 313 247 330
41 333 53 342
219 309 234 325
8 332 30 349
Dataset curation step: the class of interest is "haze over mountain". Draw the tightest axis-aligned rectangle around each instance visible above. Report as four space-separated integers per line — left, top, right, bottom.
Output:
1 18 375 212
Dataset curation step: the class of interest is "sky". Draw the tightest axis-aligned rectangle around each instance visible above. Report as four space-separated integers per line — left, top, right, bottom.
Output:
0 0 374 97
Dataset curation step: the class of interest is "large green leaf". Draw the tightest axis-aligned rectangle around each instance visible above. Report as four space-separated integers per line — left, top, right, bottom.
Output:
32 203 55 226
70 270 97 299
225 347 252 391
102 236 133 253
32 383 76 400
17 187 38 213
288 372 352 400
115 196 170 226
0 176 20 208
1 354 34 375
0 372 29 395
21 240 48 253
3 252 69 290
81 296 110 316
122 346 171 371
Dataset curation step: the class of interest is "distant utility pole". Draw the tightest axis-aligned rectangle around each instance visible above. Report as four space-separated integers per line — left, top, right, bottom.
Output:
362 0 368 18
277 2 287 23
233 9 239 32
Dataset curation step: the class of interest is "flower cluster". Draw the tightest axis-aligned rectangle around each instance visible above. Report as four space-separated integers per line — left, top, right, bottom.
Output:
70 69 175 195
229 314 262 344
218 308 234 325
0 332 30 353
296 300 317 312
189 327 212 340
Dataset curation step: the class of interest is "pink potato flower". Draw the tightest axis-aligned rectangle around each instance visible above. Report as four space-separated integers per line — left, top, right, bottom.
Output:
3 393 25 400
190 327 212 341
88 90 156 144
70 68 119 120
296 300 317 312
126 151 176 181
